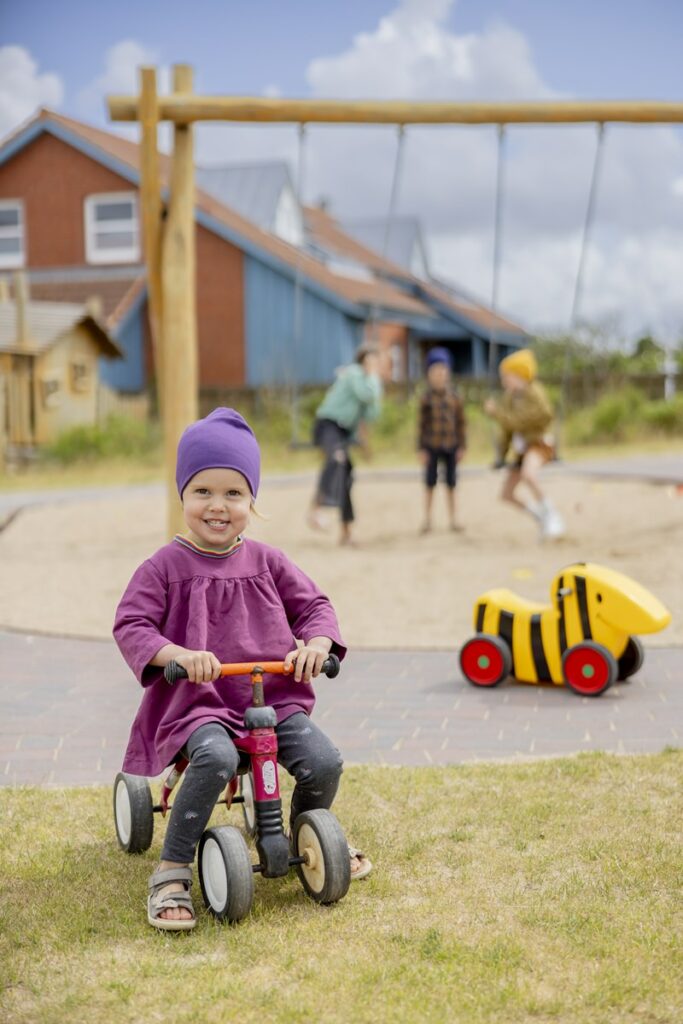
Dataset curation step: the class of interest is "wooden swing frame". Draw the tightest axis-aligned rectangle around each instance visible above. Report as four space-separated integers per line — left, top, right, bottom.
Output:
107 67 683 535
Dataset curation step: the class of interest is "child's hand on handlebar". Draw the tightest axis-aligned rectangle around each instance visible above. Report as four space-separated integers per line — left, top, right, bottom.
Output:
284 639 332 683
170 648 222 684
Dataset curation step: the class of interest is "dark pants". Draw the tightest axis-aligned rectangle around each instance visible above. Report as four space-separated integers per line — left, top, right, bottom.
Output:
161 714 344 863
425 447 458 489
313 418 354 524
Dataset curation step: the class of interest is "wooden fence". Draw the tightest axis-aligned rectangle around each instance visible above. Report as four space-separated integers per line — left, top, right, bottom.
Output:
96 384 150 423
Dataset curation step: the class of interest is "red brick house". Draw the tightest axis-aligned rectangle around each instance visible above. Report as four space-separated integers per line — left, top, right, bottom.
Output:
0 109 526 395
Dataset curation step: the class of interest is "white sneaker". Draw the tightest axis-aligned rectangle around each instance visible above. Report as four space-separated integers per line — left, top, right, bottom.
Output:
541 507 565 540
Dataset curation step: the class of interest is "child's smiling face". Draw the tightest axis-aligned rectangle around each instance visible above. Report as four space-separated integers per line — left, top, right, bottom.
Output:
182 467 252 549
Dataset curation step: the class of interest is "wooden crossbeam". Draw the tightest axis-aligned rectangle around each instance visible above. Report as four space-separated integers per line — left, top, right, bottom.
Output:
109 96 683 125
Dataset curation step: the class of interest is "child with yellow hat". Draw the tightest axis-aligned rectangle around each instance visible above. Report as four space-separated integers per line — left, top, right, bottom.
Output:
484 348 565 540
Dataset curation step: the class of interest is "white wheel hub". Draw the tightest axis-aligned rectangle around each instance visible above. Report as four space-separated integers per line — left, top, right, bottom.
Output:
297 823 325 893
115 781 132 845
201 837 228 911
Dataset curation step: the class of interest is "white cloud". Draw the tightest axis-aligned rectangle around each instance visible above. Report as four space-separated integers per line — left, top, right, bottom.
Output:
77 40 173 145
0 46 63 140
78 39 162 113
307 5 550 101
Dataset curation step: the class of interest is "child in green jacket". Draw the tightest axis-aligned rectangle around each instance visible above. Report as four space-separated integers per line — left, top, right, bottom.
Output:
309 345 383 546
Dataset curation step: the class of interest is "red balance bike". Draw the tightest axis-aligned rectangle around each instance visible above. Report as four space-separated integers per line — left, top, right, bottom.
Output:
113 655 350 923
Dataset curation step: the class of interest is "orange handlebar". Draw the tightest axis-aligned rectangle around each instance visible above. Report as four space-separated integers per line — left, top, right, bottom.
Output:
219 661 291 677
163 654 340 686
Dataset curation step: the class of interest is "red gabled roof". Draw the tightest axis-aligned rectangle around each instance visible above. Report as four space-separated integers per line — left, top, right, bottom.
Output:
305 204 526 336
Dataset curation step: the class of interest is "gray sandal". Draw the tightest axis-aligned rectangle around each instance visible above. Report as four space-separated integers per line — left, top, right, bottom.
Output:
147 866 196 931
349 846 373 881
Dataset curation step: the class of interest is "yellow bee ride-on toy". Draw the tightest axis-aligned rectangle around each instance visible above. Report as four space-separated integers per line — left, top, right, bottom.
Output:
459 562 671 697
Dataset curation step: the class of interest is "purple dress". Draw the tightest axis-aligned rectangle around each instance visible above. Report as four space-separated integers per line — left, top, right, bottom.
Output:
113 537 346 776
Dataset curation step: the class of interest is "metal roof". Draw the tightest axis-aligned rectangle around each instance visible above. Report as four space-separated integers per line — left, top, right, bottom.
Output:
195 161 293 232
340 215 427 273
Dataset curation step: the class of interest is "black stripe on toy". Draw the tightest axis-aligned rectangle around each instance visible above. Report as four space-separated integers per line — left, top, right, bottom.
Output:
575 575 592 640
557 575 567 654
498 610 515 676
530 614 551 682
476 602 486 633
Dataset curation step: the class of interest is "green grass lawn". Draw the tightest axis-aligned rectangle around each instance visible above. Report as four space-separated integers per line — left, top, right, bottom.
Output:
1 752 681 1024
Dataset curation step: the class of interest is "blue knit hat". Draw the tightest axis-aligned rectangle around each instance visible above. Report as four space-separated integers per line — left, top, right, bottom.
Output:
426 347 452 369
176 408 261 498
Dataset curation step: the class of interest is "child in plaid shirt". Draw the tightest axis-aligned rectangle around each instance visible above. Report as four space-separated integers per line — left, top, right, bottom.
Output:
417 347 467 534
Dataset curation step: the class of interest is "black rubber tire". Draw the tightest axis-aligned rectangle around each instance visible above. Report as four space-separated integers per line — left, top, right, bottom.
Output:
562 641 617 697
617 636 645 681
239 771 257 838
293 809 351 905
459 633 512 687
113 772 154 854
198 825 254 923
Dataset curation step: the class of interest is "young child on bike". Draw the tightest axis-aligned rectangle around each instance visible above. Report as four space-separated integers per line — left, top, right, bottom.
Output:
114 407 371 932
483 348 565 540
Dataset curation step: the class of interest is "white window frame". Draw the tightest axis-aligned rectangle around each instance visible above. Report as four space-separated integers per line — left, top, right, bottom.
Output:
0 199 25 269
84 192 140 264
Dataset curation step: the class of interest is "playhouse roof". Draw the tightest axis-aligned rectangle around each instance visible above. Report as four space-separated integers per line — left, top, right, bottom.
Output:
0 299 122 358
6 268 146 331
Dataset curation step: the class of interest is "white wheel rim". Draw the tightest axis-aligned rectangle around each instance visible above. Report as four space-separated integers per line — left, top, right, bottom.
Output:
115 780 132 845
201 837 228 912
241 773 255 832
297 823 326 894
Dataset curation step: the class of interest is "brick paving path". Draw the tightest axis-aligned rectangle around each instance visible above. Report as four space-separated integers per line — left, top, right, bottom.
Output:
1 629 680 787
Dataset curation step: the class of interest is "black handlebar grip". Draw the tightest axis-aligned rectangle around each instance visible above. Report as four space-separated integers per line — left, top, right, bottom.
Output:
322 654 341 679
164 661 188 685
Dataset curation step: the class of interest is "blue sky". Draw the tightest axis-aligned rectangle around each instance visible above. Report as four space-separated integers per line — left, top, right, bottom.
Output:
4 0 683 111
2 0 683 338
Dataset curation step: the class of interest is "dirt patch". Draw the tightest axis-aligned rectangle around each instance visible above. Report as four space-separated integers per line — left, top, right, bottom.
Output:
1 472 680 648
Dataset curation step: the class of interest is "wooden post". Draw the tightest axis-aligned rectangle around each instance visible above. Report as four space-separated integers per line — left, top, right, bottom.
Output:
161 64 198 538
138 66 164 414
13 271 29 349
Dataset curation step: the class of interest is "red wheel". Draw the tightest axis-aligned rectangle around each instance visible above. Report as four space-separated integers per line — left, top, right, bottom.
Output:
562 641 617 697
459 634 512 687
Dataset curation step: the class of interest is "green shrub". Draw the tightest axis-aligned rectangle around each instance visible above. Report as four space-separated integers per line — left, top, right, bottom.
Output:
374 393 416 440
45 415 161 464
578 388 644 443
641 395 683 435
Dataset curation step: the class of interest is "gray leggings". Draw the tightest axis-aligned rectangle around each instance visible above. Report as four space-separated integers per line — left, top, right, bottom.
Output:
161 713 344 863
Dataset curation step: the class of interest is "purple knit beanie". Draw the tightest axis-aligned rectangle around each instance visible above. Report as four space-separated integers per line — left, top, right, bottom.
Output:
426 346 452 369
176 408 261 498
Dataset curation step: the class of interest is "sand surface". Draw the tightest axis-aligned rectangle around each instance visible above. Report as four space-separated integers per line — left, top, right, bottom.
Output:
1 470 681 649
